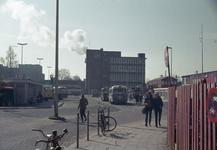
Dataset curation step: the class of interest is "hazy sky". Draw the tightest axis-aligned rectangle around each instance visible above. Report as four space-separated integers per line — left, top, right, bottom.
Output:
0 0 217 81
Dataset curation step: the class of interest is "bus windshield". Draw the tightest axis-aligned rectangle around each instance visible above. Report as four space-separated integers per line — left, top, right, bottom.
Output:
43 86 53 92
114 88 127 93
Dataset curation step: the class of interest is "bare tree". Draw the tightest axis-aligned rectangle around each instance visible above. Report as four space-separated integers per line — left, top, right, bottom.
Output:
58 69 72 80
72 74 81 81
0 46 18 68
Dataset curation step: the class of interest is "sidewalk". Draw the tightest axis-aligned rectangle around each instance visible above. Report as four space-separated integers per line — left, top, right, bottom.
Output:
66 115 169 150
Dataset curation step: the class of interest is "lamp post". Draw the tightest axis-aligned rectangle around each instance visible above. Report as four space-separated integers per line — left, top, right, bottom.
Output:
37 58 43 65
47 66 52 80
17 43 27 64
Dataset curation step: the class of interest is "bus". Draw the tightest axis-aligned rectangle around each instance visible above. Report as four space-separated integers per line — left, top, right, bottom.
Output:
43 85 53 101
91 89 98 97
109 85 128 104
53 86 68 100
101 87 109 101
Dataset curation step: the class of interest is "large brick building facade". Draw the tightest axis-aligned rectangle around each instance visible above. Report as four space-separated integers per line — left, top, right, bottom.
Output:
85 48 147 94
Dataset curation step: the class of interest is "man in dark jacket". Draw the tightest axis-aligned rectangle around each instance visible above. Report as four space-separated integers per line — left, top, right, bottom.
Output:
77 94 88 122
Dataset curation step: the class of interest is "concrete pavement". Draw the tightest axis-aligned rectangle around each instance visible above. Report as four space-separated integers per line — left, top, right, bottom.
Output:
66 120 169 150
66 101 169 150
0 98 169 150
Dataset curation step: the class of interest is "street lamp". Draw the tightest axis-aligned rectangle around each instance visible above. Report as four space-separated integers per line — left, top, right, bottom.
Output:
47 66 52 80
17 43 27 64
37 58 43 65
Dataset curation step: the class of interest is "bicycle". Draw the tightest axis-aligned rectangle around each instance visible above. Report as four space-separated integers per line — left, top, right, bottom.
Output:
98 103 117 136
32 128 68 150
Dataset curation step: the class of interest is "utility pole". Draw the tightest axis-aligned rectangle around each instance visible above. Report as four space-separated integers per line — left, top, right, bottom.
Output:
17 43 27 64
199 24 203 73
47 66 52 80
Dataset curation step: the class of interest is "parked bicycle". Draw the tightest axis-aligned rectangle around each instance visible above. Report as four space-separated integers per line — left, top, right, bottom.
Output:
32 128 68 150
98 103 117 135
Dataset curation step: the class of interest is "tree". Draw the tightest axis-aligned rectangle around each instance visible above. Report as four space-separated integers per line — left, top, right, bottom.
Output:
72 74 81 81
0 46 18 68
58 69 72 80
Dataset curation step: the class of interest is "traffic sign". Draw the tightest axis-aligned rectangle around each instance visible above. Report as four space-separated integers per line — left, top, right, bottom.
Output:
206 88 217 123
164 47 169 67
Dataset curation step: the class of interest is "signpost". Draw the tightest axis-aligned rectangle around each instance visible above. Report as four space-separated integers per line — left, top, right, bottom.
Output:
164 47 171 86
206 88 217 123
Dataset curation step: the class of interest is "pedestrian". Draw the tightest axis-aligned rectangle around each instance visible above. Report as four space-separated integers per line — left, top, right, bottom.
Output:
135 93 139 103
144 92 154 127
77 94 88 122
139 94 143 104
153 93 163 127
37 92 42 105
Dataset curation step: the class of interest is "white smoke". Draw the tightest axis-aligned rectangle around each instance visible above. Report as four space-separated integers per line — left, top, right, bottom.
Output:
60 30 88 55
1 0 87 54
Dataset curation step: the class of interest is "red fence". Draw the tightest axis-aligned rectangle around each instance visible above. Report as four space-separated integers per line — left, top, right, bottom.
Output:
167 83 217 150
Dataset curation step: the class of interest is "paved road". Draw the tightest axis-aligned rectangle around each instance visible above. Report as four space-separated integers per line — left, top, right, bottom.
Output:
0 95 167 150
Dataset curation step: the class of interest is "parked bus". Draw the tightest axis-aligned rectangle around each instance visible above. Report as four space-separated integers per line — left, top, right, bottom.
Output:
109 85 128 104
91 89 98 97
43 85 53 101
101 87 109 101
53 86 68 100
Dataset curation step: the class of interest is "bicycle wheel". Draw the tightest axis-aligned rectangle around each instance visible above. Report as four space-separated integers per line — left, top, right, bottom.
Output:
104 116 117 131
99 120 106 136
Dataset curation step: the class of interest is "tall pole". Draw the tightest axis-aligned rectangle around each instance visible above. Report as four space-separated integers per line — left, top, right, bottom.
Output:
141 60 143 96
17 43 27 64
54 0 59 117
199 24 203 73
47 66 52 80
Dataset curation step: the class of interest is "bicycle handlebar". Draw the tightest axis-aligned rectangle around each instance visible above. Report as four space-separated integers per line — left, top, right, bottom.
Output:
32 128 48 138
33 129 68 147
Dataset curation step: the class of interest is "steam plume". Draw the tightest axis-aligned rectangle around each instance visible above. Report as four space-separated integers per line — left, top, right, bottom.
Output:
1 0 87 54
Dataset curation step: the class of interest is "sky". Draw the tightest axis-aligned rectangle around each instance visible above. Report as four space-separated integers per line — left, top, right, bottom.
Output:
0 0 217 81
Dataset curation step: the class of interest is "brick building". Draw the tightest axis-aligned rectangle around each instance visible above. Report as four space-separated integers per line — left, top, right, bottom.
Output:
148 76 178 89
85 48 147 94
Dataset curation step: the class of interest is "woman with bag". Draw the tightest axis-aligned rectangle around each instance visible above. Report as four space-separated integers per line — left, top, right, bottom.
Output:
144 92 154 127
153 93 163 127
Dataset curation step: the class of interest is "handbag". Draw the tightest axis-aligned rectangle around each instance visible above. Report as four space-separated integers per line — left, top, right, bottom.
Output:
142 107 146 114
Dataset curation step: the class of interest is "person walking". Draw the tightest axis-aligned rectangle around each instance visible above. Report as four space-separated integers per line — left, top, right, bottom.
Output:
77 94 88 122
139 94 143 104
135 93 139 104
153 93 163 127
144 92 154 127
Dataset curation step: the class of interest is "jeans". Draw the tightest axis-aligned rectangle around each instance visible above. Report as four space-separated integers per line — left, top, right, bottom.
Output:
154 108 162 125
145 107 152 125
80 109 86 121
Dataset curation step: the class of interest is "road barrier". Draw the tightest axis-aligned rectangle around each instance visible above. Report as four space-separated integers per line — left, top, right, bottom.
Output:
167 83 217 150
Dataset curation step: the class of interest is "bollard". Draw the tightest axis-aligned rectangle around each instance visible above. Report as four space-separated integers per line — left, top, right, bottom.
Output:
108 107 110 131
87 111 89 141
77 113 79 148
97 109 99 135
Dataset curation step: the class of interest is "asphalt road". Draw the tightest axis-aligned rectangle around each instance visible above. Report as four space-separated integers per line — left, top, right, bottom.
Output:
0 95 167 150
